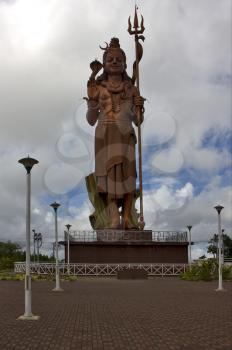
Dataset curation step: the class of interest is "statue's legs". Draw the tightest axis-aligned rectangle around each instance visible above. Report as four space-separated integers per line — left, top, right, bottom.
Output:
107 197 120 229
123 193 135 229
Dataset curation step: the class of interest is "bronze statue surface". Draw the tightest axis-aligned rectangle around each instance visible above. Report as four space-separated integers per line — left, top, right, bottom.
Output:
85 37 144 230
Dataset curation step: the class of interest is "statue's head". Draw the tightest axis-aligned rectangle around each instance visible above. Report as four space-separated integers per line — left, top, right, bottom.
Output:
101 38 127 76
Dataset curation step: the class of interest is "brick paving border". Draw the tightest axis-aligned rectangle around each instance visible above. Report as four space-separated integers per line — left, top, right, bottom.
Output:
0 278 231 350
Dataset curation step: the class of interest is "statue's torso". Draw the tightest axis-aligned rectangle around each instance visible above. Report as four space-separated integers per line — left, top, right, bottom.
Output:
96 80 137 126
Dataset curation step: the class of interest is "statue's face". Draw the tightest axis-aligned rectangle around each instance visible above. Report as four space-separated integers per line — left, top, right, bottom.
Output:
104 49 126 75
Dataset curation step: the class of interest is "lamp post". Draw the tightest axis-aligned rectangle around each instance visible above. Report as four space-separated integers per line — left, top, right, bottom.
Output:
32 230 42 263
32 229 36 263
65 224 72 274
36 233 42 263
50 202 63 292
52 242 56 261
18 155 39 320
214 205 225 292
187 225 192 267
221 229 225 264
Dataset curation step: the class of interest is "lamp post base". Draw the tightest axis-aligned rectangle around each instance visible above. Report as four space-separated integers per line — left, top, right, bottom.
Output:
53 273 63 291
52 287 63 292
215 288 226 292
18 314 40 321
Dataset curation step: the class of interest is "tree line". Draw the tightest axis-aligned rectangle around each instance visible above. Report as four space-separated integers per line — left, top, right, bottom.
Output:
0 241 53 271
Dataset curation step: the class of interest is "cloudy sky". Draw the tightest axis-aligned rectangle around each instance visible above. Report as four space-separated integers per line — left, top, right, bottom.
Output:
0 0 231 259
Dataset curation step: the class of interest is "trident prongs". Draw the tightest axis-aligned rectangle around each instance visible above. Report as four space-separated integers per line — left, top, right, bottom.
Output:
128 6 145 35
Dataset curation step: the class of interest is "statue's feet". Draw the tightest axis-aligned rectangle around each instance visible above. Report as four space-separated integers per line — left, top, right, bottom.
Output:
107 198 120 229
123 217 136 230
108 220 120 229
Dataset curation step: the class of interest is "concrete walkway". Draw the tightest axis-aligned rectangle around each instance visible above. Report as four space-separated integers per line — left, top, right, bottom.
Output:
0 278 231 350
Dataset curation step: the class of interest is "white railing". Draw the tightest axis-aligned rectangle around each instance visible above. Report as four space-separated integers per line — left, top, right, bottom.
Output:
14 262 187 276
224 258 232 265
224 258 232 262
64 230 188 243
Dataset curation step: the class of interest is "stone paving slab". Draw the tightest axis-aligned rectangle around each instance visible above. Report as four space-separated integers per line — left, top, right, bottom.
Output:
0 278 231 350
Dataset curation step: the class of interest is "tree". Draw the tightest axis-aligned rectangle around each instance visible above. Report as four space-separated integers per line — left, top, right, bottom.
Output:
0 241 53 271
223 234 232 258
207 233 232 258
198 255 206 260
0 241 25 270
0 241 21 256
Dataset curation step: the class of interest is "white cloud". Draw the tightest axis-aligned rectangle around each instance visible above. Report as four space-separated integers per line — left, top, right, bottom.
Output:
142 108 176 146
32 208 40 215
45 212 53 224
140 182 194 230
150 147 184 174
57 132 90 159
183 147 231 172
142 176 231 242
191 242 213 260
44 162 84 195
154 183 193 210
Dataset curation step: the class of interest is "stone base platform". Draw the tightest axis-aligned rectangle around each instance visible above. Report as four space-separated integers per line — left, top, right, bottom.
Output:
61 229 189 264
66 242 188 264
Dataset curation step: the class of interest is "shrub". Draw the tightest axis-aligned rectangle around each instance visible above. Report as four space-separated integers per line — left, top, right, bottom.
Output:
61 275 78 282
222 265 232 280
181 258 220 281
32 274 54 281
0 271 79 282
0 256 14 270
0 273 24 281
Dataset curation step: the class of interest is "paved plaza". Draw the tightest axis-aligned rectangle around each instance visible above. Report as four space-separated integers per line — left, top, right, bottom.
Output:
0 277 231 350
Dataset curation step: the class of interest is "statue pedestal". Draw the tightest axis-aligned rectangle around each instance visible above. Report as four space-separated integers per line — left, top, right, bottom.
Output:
62 229 189 264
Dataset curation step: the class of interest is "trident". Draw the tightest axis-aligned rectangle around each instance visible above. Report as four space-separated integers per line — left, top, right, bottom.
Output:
128 6 145 230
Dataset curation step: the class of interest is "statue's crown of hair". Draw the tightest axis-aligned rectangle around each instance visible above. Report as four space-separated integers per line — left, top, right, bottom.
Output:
109 38 120 48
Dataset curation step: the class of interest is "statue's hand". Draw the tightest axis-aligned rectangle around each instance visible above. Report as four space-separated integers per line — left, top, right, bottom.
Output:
134 95 145 126
133 95 146 108
87 76 96 87
87 77 99 101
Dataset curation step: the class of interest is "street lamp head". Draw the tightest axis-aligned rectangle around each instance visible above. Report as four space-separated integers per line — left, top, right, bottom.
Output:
50 202 60 212
65 224 72 231
18 155 39 174
187 225 192 232
214 205 224 214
